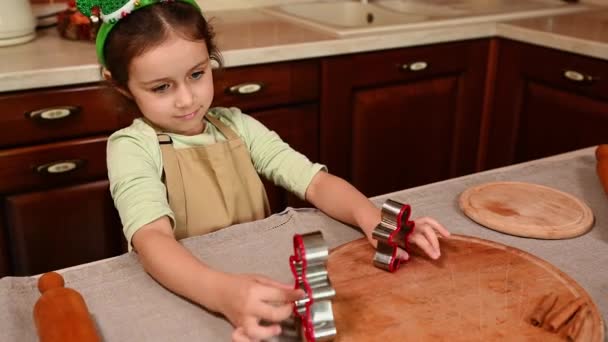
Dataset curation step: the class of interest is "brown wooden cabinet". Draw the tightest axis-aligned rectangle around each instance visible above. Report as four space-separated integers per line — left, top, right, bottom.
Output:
5 181 124 276
483 39 608 169
0 84 136 277
320 39 490 196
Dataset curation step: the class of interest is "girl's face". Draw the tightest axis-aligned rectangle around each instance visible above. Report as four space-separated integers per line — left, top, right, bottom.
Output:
126 34 214 136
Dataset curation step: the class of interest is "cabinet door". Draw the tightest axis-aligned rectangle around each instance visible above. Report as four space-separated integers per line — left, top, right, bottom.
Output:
514 83 608 162
484 39 608 169
5 180 125 276
250 104 319 212
321 40 489 196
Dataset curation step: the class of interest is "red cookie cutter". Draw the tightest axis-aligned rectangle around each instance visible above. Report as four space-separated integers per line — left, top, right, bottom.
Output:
289 232 336 341
372 199 416 272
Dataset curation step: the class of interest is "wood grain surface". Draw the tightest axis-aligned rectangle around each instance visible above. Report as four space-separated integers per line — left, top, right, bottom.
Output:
459 182 594 239
326 236 603 341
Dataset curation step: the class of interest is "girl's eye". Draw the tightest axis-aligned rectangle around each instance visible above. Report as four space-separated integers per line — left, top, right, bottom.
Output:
191 71 204 80
152 84 170 93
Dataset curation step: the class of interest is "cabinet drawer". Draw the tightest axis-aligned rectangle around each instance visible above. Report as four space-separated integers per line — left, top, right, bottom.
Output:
212 60 319 111
0 85 136 148
517 41 608 101
346 40 479 86
0 137 108 194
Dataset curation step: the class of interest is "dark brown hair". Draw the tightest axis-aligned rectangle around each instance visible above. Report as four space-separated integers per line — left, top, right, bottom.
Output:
104 1 222 88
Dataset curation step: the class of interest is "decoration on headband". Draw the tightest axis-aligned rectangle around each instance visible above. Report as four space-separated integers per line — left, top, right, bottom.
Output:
75 0 200 66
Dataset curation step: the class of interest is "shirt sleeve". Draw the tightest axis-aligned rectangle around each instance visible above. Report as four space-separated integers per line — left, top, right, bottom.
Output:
229 108 327 199
106 128 175 246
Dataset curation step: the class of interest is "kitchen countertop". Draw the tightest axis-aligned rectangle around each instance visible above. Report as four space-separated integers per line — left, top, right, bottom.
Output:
0 2 607 93
0 146 606 340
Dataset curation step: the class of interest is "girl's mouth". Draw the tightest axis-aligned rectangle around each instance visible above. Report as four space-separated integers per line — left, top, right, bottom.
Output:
177 110 198 120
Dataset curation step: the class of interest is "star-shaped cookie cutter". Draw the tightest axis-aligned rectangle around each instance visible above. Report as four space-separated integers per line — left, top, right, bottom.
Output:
289 231 337 341
372 199 416 272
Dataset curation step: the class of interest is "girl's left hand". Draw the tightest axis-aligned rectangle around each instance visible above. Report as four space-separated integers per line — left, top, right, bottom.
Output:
365 216 450 261
405 217 450 260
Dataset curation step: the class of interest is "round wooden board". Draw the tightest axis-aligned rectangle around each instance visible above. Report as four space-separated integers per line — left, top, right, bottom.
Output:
327 236 604 342
459 181 594 239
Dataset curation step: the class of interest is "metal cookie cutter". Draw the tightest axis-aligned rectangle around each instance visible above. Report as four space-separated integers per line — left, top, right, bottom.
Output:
289 232 337 341
372 199 416 272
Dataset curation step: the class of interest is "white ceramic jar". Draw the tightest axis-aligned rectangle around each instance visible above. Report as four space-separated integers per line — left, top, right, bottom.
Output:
0 0 37 47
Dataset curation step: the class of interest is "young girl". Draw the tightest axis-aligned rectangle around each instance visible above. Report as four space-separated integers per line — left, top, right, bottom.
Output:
77 0 450 340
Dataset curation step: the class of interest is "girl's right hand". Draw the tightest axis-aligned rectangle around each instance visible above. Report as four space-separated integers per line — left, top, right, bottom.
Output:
212 273 304 342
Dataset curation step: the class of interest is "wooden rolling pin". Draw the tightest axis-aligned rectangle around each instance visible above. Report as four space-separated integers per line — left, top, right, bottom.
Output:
597 144 608 197
33 272 100 342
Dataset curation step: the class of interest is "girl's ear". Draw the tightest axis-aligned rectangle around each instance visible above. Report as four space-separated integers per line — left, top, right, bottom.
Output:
102 68 133 100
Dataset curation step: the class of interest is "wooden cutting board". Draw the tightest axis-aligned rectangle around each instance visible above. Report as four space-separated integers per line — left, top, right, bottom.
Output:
326 236 603 342
459 181 594 239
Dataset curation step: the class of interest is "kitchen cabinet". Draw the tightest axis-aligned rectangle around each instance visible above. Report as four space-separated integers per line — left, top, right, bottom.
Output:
483 39 608 169
213 60 320 211
5 181 124 276
0 84 136 277
320 39 490 197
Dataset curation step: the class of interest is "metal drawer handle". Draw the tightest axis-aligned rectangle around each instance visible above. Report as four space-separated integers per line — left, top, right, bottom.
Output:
399 61 428 72
226 82 264 95
27 106 81 122
35 159 85 175
563 70 597 83
409 61 428 71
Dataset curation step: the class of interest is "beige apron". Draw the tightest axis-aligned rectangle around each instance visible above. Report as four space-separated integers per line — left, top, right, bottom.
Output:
154 116 271 240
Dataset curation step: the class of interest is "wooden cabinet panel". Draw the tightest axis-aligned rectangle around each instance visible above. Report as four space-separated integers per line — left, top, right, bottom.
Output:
321 39 489 196
5 180 125 276
514 82 608 162
484 39 608 169
352 77 459 195
250 103 319 212
0 85 136 148
213 60 319 112
0 137 108 194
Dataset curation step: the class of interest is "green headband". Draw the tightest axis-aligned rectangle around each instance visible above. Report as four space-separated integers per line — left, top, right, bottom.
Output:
76 0 200 66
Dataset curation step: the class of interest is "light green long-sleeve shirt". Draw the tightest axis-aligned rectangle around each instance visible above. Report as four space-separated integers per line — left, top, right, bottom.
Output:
107 107 326 244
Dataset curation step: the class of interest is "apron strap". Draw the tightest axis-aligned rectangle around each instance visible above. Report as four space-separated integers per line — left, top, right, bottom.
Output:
205 115 240 141
157 134 188 233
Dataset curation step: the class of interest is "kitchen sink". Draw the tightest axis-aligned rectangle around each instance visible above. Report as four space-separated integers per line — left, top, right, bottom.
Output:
263 0 586 37
334 0 569 20
412 0 572 14
263 2 427 36
373 0 468 17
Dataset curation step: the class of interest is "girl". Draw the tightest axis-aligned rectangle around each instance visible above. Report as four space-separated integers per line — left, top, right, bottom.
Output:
76 0 451 340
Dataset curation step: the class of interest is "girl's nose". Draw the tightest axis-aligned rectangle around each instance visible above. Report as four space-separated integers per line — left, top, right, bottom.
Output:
175 84 194 109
